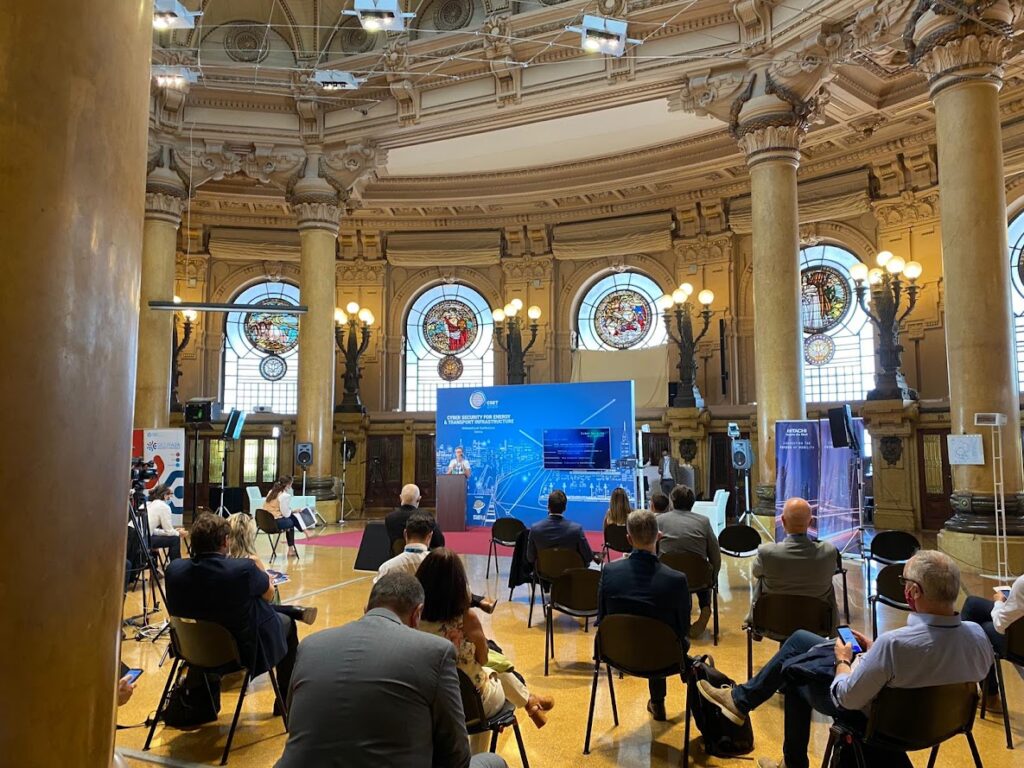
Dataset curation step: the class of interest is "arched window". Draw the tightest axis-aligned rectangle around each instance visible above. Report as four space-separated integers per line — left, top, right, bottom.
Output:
1008 211 1024 388
574 272 667 351
800 244 875 403
404 283 494 411
223 281 300 413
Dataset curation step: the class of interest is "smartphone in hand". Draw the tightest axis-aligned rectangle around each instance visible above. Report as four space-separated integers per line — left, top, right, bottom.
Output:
122 668 144 685
837 625 862 654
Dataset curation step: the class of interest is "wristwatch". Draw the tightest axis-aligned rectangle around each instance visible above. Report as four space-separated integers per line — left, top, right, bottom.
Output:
835 659 852 670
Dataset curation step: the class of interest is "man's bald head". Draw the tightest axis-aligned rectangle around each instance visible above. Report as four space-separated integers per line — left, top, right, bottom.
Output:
781 497 813 534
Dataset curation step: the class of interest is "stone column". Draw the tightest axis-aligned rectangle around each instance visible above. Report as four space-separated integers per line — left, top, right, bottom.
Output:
134 166 186 428
910 1 1024 535
0 2 150 765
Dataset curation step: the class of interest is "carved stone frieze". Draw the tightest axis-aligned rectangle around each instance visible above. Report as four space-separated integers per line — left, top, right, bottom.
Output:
175 253 209 285
322 144 388 201
501 254 553 280
291 201 342 233
336 259 387 284
872 189 941 229
674 232 733 266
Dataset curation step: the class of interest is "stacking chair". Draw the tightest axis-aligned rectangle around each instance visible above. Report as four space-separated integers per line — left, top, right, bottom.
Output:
717 524 762 557
255 509 284 563
864 530 919 597
458 669 530 767
544 567 600 675
659 551 719 645
528 547 585 628
144 616 288 766
979 615 1024 748
600 524 631 565
869 563 911 640
487 517 526 579
747 593 833 680
583 613 693 763
821 682 982 768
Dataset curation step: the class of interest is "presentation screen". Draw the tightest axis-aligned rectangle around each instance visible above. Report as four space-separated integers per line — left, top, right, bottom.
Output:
542 428 611 471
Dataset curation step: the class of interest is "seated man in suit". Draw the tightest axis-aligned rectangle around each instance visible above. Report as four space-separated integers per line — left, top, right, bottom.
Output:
275 573 506 768
598 509 690 721
746 496 840 632
657 484 721 638
165 512 297 704
649 492 670 514
385 483 445 552
527 489 596 566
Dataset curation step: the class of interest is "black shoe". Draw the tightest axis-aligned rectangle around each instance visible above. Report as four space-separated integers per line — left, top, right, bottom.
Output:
647 699 667 722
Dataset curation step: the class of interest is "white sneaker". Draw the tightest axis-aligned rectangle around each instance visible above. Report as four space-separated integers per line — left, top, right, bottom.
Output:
756 759 783 768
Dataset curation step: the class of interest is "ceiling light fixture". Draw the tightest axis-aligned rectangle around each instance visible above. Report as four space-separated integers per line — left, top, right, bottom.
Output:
342 0 415 32
312 70 366 91
153 0 203 30
566 15 639 58
152 65 200 88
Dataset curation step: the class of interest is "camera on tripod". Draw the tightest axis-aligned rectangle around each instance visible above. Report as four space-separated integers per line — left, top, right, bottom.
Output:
131 457 158 487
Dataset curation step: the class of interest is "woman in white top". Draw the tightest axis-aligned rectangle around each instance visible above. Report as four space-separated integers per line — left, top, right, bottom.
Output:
264 476 303 557
146 484 181 560
962 572 1024 707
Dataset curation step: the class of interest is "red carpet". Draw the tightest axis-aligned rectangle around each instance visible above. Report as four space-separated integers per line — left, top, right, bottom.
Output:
302 525 618 559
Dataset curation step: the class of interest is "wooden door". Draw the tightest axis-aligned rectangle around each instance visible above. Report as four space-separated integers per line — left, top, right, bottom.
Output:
917 429 953 530
365 435 403 508
709 431 750 521
415 434 437 507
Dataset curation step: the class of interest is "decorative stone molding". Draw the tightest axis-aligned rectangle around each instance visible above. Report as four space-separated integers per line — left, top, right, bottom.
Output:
292 201 343 234
336 259 387 284
175 253 209 286
673 232 734 266
323 144 388 201
483 14 522 106
872 189 941 229
145 191 186 226
733 0 774 50
879 435 903 465
501 254 554 280
384 41 421 126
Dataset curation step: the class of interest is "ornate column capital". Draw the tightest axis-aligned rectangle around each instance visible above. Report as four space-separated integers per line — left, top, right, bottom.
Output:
736 123 804 167
144 148 187 226
906 0 1016 96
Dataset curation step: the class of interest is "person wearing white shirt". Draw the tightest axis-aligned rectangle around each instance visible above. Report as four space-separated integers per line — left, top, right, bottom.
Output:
375 513 434 584
962 571 1024 709
147 484 181 560
446 447 472 478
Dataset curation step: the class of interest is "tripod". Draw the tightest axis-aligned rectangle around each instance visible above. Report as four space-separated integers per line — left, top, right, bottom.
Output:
124 487 171 643
337 431 357 525
214 440 233 518
840 453 867 559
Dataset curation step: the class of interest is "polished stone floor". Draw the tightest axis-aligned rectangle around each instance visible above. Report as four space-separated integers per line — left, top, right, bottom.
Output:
116 525 1023 767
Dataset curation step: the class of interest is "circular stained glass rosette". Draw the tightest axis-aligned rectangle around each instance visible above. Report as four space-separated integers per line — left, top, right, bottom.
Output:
437 354 464 381
422 299 479 355
593 289 653 349
243 299 299 354
804 333 836 366
800 265 852 334
259 354 287 382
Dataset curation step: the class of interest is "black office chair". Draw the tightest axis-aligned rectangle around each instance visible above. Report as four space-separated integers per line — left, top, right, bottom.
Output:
747 593 833 680
821 682 983 768
717 524 762 557
583 614 692 763
544 567 600 675
487 517 527 579
869 563 911 640
601 524 631 564
659 551 719 645
529 547 585 628
458 669 529 767
979 615 1024 748
864 530 919 597
255 509 284 563
144 616 288 766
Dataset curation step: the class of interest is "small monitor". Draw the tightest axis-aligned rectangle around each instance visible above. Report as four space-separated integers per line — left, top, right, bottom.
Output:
223 408 247 440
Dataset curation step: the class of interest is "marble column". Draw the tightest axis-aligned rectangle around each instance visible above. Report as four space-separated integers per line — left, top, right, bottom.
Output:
0 1 151 765
738 124 807 511
910 2 1024 533
134 167 186 428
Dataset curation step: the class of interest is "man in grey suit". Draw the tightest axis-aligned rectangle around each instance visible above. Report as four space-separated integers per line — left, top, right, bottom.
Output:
275 573 506 768
746 496 840 631
657 484 721 638
658 449 683 496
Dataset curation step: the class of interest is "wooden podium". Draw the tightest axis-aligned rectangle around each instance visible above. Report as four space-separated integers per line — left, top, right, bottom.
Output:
436 474 467 532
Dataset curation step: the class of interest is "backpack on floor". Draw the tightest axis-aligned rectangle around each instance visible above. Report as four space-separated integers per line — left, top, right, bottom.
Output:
687 654 755 757
160 666 221 728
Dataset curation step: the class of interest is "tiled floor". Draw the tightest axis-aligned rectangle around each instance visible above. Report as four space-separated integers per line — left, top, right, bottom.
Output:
116 524 1023 767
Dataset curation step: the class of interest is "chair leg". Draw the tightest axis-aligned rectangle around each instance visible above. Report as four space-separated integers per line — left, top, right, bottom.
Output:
926 744 940 768
871 597 878 641
143 657 179 751
841 570 850 624
584 616 589 633
267 668 288 730
819 727 837 768
527 580 536 628
489 728 499 752
712 587 719 647
486 540 495 578
583 660 600 754
268 532 279 564
221 671 251 765
995 656 1013 749
980 679 989 719
512 718 530 768
747 629 753 681
544 606 551 676
683 670 692 765
606 664 618 726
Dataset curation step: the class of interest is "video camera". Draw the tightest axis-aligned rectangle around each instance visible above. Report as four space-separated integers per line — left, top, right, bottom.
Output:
130 457 158 486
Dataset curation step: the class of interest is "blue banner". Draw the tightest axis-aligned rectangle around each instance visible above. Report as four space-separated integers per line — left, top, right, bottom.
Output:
436 382 637 529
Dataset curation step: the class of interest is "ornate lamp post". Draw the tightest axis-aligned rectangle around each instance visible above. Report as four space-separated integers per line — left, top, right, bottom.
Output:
170 295 197 411
334 301 374 413
849 251 923 401
492 298 542 385
658 283 714 409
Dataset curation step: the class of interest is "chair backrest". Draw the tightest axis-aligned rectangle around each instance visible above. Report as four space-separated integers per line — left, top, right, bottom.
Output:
714 490 730 514
595 614 685 678
869 530 920 563
875 563 910 609
391 538 406 557
254 508 278 535
659 551 714 591
1004 616 1024 663
245 486 264 510
603 524 631 554
550 568 601 613
169 615 243 669
536 547 585 582
718 524 762 557
866 682 978 752
750 593 833 639
491 517 526 545
456 668 488 729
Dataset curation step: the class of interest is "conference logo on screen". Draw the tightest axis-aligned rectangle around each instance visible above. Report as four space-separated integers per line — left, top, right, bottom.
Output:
469 391 487 409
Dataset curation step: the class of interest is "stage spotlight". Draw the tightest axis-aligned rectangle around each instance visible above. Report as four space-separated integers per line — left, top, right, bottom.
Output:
153 0 203 30
152 65 199 88
342 0 415 32
312 70 365 91
566 15 640 58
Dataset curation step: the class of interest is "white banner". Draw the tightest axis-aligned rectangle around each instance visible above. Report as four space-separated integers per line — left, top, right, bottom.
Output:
134 428 187 525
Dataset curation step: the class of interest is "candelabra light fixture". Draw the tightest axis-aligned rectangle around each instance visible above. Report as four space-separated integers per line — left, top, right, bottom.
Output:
850 251 923 401
171 295 198 411
492 298 542 385
335 301 375 413
657 282 714 409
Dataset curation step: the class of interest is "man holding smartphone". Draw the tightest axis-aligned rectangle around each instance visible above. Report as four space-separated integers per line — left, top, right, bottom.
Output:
961 571 1024 711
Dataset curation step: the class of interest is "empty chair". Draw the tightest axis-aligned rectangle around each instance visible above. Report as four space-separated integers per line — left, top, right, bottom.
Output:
718 524 762 558
487 517 526 579
864 531 919 597
601 524 631 564
747 593 833 680
245 485 265 513
659 551 719 645
979 615 1024 749
529 547 585 628
458 669 530 767
544 567 600 676
255 509 284 563
869 563 911 640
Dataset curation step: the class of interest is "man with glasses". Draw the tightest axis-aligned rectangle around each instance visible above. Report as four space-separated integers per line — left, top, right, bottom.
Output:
696 550 993 768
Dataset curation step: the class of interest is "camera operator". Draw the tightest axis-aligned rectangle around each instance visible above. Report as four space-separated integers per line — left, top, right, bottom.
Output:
147 484 182 561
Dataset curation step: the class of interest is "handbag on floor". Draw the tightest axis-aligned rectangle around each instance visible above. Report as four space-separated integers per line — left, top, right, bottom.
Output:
160 666 221 728
687 654 755 757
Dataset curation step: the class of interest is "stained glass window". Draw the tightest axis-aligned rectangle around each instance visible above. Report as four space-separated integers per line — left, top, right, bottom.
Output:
1007 212 1024 389
575 272 668 351
404 284 494 411
223 282 300 414
800 245 875 403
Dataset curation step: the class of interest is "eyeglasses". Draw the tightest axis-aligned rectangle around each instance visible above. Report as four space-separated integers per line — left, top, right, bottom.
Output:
898 575 923 593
